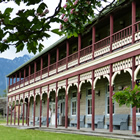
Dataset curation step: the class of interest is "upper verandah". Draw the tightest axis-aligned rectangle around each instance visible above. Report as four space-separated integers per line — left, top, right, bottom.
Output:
7 0 140 87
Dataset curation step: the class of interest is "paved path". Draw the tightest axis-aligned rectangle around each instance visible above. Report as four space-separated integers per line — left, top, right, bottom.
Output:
5 124 140 140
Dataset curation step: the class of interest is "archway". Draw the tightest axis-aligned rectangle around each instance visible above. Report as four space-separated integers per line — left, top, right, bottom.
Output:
57 88 66 126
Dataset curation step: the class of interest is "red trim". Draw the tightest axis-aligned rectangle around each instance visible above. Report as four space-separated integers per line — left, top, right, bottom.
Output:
66 40 69 69
39 87 42 127
34 62 36 82
28 65 31 84
110 14 113 52
56 48 59 74
78 35 81 65
24 69 26 86
8 49 140 97
27 92 30 126
132 56 136 134
55 82 58 128
132 0 136 44
40 57 43 80
48 53 50 77
47 85 49 127
22 93 25 126
65 79 68 128
18 94 20 125
109 64 113 132
10 97 12 125
77 75 80 129
92 27 95 60
14 96 16 125
33 89 36 126
91 70 95 130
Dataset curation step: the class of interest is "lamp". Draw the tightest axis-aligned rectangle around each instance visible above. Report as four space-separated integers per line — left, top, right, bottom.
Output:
118 86 123 91
95 90 100 96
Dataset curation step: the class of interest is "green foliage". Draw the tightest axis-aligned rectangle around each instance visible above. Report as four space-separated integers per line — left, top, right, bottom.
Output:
59 0 118 38
113 85 140 108
0 0 119 54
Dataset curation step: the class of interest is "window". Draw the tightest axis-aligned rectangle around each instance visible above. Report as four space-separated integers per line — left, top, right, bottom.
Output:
106 95 114 115
71 91 77 116
136 108 140 114
72 101 76 115
88 99 92 115
87 88 92 115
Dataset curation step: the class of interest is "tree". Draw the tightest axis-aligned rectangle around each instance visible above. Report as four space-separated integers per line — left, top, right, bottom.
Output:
0 0 131 54
112 85 140 108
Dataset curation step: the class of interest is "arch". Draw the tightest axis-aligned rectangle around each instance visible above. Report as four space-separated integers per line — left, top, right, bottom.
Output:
79 79 92 92
111 71 121 86
124 68 132 80
48 89 56 98
79 81 85 92
134 65 140 81
103 74 110 83
67 83 78 94
56 86 66 97
42 92 47 99
93 76 101 89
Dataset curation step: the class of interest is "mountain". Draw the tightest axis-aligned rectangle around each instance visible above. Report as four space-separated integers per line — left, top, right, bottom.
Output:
0 55 33 96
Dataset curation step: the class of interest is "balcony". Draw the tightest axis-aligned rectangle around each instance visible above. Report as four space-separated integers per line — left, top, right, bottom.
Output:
8 21 140 93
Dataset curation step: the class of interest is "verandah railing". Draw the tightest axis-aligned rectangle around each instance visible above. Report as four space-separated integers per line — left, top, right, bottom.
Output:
9 23 140 92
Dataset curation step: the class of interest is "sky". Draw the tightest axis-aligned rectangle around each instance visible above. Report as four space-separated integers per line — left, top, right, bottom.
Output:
0 0 65 60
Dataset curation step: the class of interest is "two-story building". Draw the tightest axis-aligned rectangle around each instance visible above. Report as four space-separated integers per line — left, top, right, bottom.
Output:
6 0 140 134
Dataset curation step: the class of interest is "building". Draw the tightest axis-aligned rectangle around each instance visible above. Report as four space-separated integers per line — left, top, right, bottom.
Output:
0 97 7 118
7 0 140 134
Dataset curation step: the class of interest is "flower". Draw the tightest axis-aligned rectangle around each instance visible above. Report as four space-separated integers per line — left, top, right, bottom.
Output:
63 4 67 8
60 24 63 30
44 9 49 14
74 0 79 5
61 14 65 19
64 18 68 22
70 9 74 14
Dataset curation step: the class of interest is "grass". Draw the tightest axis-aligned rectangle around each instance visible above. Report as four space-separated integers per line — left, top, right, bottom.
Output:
0 125 119 140
0 118 6 124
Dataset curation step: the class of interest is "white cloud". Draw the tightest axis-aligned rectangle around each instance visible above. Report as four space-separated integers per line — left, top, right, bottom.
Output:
0 0 65 59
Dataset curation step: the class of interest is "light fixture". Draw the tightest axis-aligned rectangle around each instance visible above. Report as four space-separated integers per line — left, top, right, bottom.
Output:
95 90 100 96
118 86 123 90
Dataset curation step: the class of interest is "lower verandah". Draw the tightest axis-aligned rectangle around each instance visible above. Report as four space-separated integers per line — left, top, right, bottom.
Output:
8 70 140 130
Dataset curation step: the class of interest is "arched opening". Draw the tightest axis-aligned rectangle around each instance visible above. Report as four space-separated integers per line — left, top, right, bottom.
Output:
68 85 77 127
80 81 92 128
35 94 40 125
94 76 109 129
42 92 47 126
49 90 56 126
29 96 34 125
58 88 66 126
114 70 131 114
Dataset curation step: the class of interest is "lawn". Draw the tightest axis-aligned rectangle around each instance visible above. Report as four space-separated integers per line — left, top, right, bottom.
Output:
0 118 6 124
0 125 119 140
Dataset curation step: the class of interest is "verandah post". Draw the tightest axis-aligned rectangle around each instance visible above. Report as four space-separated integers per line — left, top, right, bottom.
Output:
47 85 49 127
132 56 136 134
65 79 68 128
109 64 113 132
91 70 95 130
77 74 80 129
39 87 42 127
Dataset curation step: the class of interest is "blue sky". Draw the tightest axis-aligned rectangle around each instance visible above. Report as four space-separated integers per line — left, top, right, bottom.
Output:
0 0 65 59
